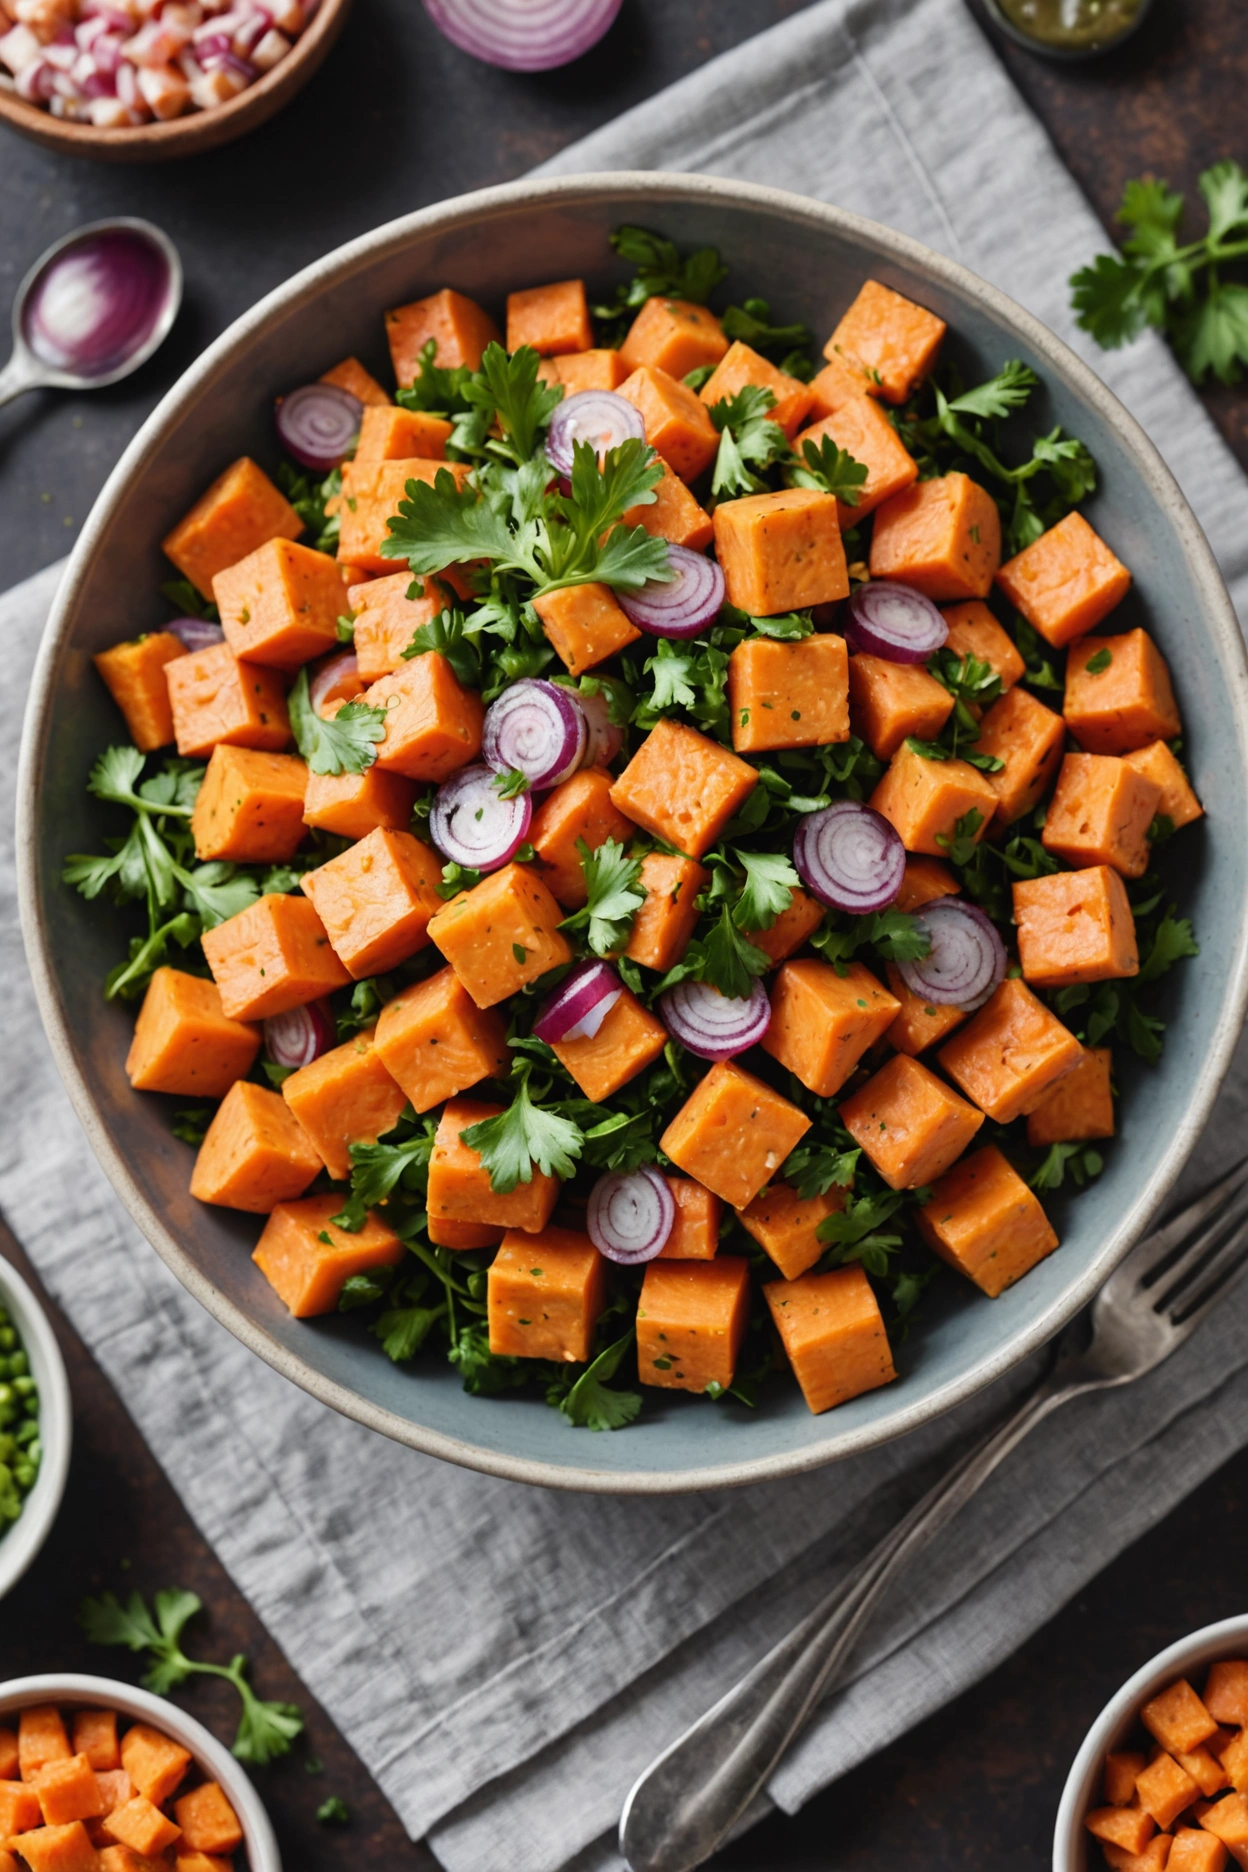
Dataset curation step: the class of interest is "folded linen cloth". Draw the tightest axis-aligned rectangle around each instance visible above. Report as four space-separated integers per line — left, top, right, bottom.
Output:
7 3 1248 1869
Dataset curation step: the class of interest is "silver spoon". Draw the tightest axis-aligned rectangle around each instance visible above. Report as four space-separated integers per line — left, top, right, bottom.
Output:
0 216 181 410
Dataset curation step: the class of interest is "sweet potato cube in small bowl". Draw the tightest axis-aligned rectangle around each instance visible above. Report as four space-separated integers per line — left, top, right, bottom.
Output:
619 295 729 380
848 652 954 762
616 364 719 481
427 864 572 1008
532 582 641 678
623 853 709 973
868 473 1001 602
190 1080 323 1214
162 455 300 601
94 631 184 753
300 827 443 978
125 967 260 1098
761 958 900 1099
1041 753 1160 880
373 967 509 1115
201 893 350 1022
870 739 998 857
737 1180 843 1281
364 649 485 782
280 1028 408 1182
823 279 946 404
1013 866 1139 988
1026 1045 1115 1148
253 1196 403 1317
426 1098 559 1235
506 278 593 355
190 746 308 865
214 537 346 671
549 988 668 1102
699 339 814 437
165 643 290 760
938 978 1082 1124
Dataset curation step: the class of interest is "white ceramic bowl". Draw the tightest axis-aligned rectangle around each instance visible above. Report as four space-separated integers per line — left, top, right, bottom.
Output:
0 1252 71 1602
0 1673 282 1869
1053 1611 1248 1869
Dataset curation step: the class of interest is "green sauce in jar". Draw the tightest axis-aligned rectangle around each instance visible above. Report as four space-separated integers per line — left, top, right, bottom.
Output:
995 0 1141 50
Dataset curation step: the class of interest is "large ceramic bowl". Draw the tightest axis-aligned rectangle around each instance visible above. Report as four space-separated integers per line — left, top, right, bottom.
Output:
17 173 1248 1493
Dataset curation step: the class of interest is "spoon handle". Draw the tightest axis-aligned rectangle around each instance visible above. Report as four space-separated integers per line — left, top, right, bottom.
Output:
0 352 40 408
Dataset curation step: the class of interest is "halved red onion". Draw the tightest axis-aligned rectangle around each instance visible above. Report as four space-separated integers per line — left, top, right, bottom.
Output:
844 580 948 664
587 1166 674 1265
275 381 362 472
482 679 587 788
264 998 335 1070
617 544 721 640
533 960 622 1045
430 762 532 872
793 800 905 914
897 898 1007 1012
546 389 644 478
422 0 622 72
166 616 224 652
309 649 362 718
578 685 624 768
660 977 770 1061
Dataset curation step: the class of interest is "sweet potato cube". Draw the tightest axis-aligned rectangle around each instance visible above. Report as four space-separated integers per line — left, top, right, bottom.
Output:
550 987 668 1101
163 456 301 600
621 459 714 551
0 1730 15 1780
320 354 390 406
1106 1752 1148 1806
761 958 901 1098
1014 866 1139 989
385 287 501 381
870 739 998 857
840 1053 985 1189
190 1078 323 1212
848 652 953 760
91 1772 134 1821
202 892 350 1021
354 403 451 463
281 1028 407 1180
0 1779 44 1830
69 1718 116 1778
1124 741 1203 830
0 1851 18 1872
792 396 918 522
744 886 825 967
974 686 1066 826
1026 1044 1115 1146
35 1755 106 1827
660 1061 810 1209
427 1098 560 1233
488 1225 605 1362
941 600 1025 690
335 457 471 574
1208 1666 1248 1730
1170 1828 1230 1872
1202 1792 1248 1856
806 350 873 418
1065 629 1183 755
19 1709 71 1779
300 827 442 977
616 364 719 481
119 1726 191 1807
609 718 757 858
1180 1742 1234 1799
364 651 484 782
8 1823 101 1872
427 1216 504 1251
506 278 592 355
896 857 960 913
172 1783 241 1857
166 643 290 759
824 279 946 404
373 966 508 1115
737 1180 842 1280
884 961 967 1056
869 473 1001 602
302 762 418 840
531 582 641 677
214 537 344 670
94 632 184 752
996 510 1131 648
1042 753 1160 879
190 746 307 864
1147 1683 1221 1757
1221 1730 1248 1795
1138 1752 1202 1829
939 978 1082 1123
102 1794 181 1856
551 349 630 393
623 853 708 972
253 1195 402 1317
713 488 849 616
427 863 571 1007
659 1176 721 1260
729 633 849 753
636 1257 750 1393
619 296 729 380
1101 1838 1172 1871
349 571 445 682
764 1264 896 1414
919 1144 1059 1297
125 967 260 1097
530 768 637 907
699 339 813 438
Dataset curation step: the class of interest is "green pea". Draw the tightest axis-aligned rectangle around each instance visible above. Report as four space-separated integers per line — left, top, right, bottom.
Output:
9 1351 29 1377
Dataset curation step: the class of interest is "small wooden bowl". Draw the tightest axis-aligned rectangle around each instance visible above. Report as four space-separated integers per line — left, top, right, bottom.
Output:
0 0 349 162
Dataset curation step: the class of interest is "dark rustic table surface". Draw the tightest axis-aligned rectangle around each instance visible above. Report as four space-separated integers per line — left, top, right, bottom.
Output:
3 1 1248 1866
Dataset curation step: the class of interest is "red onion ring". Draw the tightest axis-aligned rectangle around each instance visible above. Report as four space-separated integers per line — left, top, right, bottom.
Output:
578 685 624 768
587 1165 675 1265
546 389 644 478
482 679 587 788
275 382 363 473
793 800 905 914
660 977 770 1061
422 0 622 71
617 544 721 640
264 999 335 1070
309 650 362 718
533 960 622 1044
896 897 1007 1011
845 580 948 664
430 762 533 872
166 617 224 652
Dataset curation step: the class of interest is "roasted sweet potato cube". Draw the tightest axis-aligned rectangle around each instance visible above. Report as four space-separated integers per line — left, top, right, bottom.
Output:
202 892 350 1021
427 864 571 1007
551 349 630 393
281 1028 407 1180
806 349 873 418
119 1726 191 1807
941 600 1025 689
253 1195 403 1317
190 1079 323 1212
166 643 290 759
8 1823 101 1872
354 403 451 463
1220 1730 1248 1795
1201 1792 1248 1856
19 1708 71 1779
300 827 442 977
729 633 849 753
1064 629 1182 754
506 278 592 355
427 1216 505 1251
1026 1044 1115 1146
163 456 301 600
699 339 813 437
1014 866 1139 988
1170 1827 1231 1872
1146 1682 1221 1757
761 958 901 1098
619 296 729 380
0 1726 18 1779
1179 1741 1235 1800
737 1180 842 1280
126 967 260 1097
349 571 445 682
190 745 307 864
896 857 960 913
870 740 998 857
713 488 849 616
94 631 184 752
91 1771 135 1820
660 1061 810 1209
939 978 1082 1123
617 364 719 481
636 1257 751 1393
884 961 967 1057
336 458 472 573
427 1098 560 1234
824 279 946 404
1100 1836 1172 1870
1137 1751 1201 1829
1042 753 1161 879
919 1145 1059 1297
610 718 757 858
1105 1752 1148 1806
69 1715 117 1776
385 287 501 381
792 396 918 522
621 459 713 551
321 354 390 406
848 651 954 760
172 1783 241 1857
549 987 667 1101
530 768 637 907
869 473 1001 602
996 510 1131 648
1124 740 1203 830
302 762 418 841
974 686 1066 826
764 1265 896 1414
214 536 345 670
1208 1665 1248 1730
35 1755 106 1826
0 1781 42 1835
0 1851 17 1872
374 966 508 1115
744 886 825 967
101 1793 181 1856
658 1176 721 1260
840 1053 984 1189
364 651 484 782
488 1225 605 1362
623 853 708 972
532 581 641 677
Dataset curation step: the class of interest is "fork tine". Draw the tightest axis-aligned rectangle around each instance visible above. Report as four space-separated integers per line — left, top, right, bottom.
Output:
1159 1213 1248 1320
1125 1155 1248 1282
1161 1237 1248 1334
1149 1178 1248 1309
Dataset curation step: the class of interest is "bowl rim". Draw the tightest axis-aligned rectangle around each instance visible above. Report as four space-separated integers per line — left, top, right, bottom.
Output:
1052 1611 1248 1869
0 1671 282 1867
0 1250 72 1602
17 169 1248 1494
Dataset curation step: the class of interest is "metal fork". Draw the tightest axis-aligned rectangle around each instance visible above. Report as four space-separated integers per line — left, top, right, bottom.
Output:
619 1155 1248 1872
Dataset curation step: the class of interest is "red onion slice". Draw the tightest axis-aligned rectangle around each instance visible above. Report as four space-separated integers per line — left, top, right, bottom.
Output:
845 580 948 664
587 1166 675 1265
578 685 624 768
617 544 722 640
166 616 224 652
793 800 905 914
482 679 587 788
660 977 770 1061
422 0 622 71
309 649 362 718
275 382 362 472
430 762 533 872
546 389 644 478
533 960 623 1045
265 998 335 1070
896 898 1007 1012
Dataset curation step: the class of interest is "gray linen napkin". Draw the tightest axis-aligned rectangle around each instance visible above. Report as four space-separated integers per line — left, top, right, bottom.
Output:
7 3 1248 1868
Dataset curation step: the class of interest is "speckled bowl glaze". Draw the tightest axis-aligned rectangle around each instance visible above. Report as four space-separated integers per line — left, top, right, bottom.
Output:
17 173 1248 1493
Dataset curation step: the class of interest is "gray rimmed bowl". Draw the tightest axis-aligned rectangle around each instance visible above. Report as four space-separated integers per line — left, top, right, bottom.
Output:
16 172 1248 1494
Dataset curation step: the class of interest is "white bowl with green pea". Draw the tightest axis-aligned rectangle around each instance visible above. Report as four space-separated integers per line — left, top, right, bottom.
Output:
0 1253 71 1600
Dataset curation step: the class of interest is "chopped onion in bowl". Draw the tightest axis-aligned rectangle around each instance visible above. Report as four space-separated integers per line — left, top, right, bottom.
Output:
844 580 948 663
264 998 335 1070
546 389 645 478
897 898 1007 1011
533 960 623 1044
617 544 722 640
660 977 770 1061
587 1166 675 1265
793 800 906 914
482 679 587 788
430 762 533 873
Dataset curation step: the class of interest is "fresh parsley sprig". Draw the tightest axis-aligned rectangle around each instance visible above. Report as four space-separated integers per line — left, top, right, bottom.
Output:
788 435 869 505
721 296 814 376
288 666 388 777
593 226 729 324
559 838 646 956
709 385 790 498
459 1058 585 1193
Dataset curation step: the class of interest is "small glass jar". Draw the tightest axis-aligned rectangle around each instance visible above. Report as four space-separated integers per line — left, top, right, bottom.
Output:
981 0 1155 59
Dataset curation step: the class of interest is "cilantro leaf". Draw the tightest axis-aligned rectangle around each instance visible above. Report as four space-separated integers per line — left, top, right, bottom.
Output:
943 359 1038 420
177 861 258 930
735 850 798 932
1030 1142 1105 1192
372 1302 444 1363
555 1328 642 1431
780 1142 861 1201
277 461 341 554
466 341 564 462
644 639 698 711
288 666 387 776
559 837 645 956
594 226 729 320
812 906 930 971
789 435 870 505
459 1065 584 1192
721 296 813 366
333 1117 437 1232
1136 912 1199 983
694 906 772 999
709 385 790 498
816 1188 907 1275
401 604 482 687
